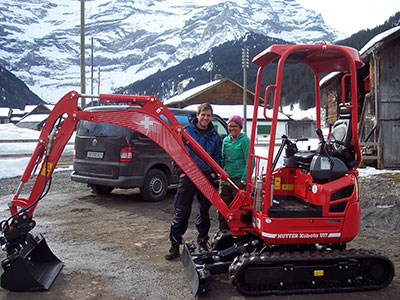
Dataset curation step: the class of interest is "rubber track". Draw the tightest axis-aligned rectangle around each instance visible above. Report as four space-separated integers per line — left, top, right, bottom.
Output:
229 248 394 296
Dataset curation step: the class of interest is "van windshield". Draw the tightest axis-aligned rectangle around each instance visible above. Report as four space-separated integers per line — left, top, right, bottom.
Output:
77 121 123 137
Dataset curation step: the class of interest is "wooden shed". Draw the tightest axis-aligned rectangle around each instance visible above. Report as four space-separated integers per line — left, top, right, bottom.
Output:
287 119 317 139
321 26 400 168
164 78 255 108
15 103 55 131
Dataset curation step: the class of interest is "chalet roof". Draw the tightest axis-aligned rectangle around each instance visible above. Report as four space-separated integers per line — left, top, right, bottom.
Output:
360 26 400 58
0 107 12 118
16 113 48 130
23 105 38 113
11 108 26 115
164 79 223 106
18 113 49 123
23 103 53 114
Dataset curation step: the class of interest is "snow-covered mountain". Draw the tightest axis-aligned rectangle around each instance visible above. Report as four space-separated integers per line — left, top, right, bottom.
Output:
0 0 340 103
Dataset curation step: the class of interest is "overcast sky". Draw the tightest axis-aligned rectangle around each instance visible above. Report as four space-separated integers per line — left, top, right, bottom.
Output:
190 0 400 37
297 0 400 36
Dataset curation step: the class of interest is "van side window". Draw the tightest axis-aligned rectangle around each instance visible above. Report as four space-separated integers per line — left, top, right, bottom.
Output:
212 119 228 140
160 114 191 127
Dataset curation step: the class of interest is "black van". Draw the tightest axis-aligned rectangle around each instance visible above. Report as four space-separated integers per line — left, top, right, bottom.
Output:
71 106 228 202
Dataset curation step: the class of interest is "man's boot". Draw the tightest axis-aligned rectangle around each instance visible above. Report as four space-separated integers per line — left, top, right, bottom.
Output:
198 240 209 253
165 241 180 260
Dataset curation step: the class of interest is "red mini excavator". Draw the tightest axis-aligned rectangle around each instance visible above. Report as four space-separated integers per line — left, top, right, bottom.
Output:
0 43 394 295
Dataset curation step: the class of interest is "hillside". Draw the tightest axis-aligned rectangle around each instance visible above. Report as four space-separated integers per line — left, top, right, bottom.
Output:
117 12 400 109
336 12 400 50
116 32 316 108
0 65 44 109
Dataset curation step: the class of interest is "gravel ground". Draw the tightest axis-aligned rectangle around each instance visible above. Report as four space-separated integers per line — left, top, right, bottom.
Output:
0 170 398 299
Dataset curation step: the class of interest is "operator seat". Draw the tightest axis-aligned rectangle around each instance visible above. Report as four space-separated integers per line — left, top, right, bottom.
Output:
310 105 358 183
328 105 358 168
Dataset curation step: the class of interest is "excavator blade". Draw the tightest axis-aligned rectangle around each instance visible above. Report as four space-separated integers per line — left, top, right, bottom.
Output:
1 233 63 292
181 243 210 296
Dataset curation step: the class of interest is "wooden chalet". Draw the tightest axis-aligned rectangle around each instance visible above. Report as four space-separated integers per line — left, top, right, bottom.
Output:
15 103 54 130
164 78 255 108
321 26 400 168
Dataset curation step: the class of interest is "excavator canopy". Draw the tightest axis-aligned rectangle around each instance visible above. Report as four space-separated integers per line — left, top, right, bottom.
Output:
252 42 364 73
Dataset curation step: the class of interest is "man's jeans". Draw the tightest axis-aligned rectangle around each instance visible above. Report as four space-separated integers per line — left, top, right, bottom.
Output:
169 173 214 244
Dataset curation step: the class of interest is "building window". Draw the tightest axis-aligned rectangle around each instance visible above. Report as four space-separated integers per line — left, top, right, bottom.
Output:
216 99 225 105
257 124 271 135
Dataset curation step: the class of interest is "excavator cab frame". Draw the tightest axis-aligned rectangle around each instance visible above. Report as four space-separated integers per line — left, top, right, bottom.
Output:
0 43 394 295
243 42 364 245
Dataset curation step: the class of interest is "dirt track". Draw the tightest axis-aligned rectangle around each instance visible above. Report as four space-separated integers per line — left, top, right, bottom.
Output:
0 170 399 300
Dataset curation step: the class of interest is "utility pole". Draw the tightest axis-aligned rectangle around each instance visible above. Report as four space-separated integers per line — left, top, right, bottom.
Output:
97 67 101 106
80 0 86 108
242 46 249 133
91 37 94 105
209 49 213 82
98 67 101 93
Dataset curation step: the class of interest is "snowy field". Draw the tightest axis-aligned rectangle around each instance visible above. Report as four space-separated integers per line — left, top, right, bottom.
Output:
0 123 74 179
0 123 395 180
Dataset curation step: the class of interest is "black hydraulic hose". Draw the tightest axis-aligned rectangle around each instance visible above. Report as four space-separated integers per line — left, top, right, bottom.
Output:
0 116 62 233
0 151 51 234
271 135 288 171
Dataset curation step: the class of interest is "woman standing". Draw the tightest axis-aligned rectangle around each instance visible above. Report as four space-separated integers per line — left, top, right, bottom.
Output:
218 115 250 231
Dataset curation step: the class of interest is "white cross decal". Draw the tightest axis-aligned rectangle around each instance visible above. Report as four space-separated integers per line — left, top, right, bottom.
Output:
139 116 155 130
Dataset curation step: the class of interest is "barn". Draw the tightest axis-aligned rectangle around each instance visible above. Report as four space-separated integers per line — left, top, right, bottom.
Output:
164 78 255 108
321 26 400 168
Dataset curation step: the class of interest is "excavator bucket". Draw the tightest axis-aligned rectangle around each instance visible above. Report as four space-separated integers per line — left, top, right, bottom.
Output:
181 243 210 296
1 233 63 292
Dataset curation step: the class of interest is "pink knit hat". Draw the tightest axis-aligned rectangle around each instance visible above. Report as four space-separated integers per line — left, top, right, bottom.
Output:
228 115 243 128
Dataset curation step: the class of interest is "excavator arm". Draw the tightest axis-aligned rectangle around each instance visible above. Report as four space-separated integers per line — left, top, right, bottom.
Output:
0 90 250 292
6 91 240 221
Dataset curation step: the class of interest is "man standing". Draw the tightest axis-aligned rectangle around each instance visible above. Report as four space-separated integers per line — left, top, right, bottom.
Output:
165 103 221 260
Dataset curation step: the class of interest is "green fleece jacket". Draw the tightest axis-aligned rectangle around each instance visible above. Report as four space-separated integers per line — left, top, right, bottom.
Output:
221 133 250 182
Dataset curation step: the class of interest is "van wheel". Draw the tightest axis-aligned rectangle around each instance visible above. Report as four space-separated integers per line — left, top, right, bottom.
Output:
91 185 114 195
140 169 168 202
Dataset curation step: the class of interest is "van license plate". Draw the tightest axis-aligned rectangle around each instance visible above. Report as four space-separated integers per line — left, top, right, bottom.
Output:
87 151 104 159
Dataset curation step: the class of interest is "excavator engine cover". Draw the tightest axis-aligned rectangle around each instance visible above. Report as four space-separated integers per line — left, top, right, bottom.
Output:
1 233 63 292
